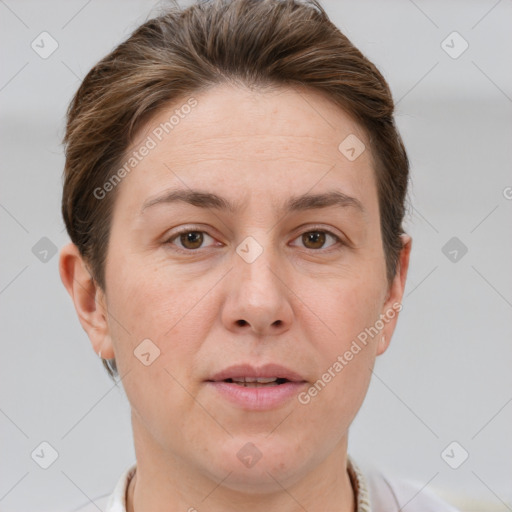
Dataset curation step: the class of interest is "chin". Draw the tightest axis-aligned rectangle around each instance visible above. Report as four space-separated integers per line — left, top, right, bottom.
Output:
201 437 308 493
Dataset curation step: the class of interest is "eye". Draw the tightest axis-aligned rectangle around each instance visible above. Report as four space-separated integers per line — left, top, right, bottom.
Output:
290 229 342 251
165 229 218 251
164 227 343 253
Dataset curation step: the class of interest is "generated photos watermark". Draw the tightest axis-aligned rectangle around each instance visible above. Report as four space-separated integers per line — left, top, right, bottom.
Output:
298 302 402 405
93 97 198 200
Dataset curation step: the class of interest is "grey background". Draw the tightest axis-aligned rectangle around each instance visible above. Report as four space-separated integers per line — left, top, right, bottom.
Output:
1 0 511 510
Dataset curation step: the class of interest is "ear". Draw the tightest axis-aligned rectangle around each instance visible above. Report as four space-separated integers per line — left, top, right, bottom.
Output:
376 234 412 356
58 242 115 359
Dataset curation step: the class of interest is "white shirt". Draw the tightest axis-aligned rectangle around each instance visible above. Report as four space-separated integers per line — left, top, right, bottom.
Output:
71 456 460 512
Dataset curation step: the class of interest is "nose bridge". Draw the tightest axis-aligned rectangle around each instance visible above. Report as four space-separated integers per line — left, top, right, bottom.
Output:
236 233 280 302
223 232 292 335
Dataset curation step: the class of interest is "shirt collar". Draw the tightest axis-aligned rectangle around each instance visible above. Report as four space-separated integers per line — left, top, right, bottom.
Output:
347 454 372 512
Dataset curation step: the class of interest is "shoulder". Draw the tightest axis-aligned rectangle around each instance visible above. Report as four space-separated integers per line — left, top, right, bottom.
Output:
364 468 460 512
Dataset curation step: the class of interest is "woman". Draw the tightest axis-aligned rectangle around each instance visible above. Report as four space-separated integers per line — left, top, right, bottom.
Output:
59 0 459 510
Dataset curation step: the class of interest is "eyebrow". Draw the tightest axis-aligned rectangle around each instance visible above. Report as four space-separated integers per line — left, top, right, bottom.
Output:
140 188 365 216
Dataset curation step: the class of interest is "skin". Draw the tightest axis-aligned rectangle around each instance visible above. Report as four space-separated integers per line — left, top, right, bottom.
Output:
60 84 411 512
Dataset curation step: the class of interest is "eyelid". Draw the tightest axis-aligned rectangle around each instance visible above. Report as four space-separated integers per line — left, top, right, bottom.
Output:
289 225 345 250
164 224 347 252
164 225 221 252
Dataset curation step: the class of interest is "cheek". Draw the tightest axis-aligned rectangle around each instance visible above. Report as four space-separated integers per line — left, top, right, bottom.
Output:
309 269 384 351
108 253 215 337
297 323 376 442
300 272 383 412
106 265 209 444
105 255 221 401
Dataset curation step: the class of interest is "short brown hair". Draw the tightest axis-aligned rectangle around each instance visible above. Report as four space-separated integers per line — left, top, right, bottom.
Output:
61 0 410 381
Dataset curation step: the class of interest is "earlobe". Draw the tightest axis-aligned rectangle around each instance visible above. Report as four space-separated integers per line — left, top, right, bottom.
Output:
58 242 115 359
377 234 412 356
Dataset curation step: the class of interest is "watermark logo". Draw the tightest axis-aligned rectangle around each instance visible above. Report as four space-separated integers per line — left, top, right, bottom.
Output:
236 236 264 264
31 441 59 469
237 442 263 468
134 338 161 366
442 236 468 263
441 441 469 469
31 31 58 59
32 236 57 263
338 134 366 161
441 31 469 60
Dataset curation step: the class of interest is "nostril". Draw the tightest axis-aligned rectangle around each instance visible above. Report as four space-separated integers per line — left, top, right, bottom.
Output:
236 319 247 326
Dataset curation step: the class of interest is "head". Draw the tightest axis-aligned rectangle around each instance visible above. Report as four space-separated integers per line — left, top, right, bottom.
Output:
60 0 411 493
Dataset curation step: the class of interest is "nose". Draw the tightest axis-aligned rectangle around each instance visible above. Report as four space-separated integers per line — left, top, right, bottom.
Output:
221 241 293 337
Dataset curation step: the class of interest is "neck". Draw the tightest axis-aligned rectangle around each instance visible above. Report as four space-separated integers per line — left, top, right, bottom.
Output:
127 417 356 512
127 465 355 512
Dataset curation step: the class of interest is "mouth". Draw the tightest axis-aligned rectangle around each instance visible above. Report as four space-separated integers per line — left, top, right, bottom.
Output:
205 364 308 410
206 363 307 385
219 377 292 387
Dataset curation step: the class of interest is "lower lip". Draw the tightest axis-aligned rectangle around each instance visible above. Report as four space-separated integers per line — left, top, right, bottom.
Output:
206 381 307 410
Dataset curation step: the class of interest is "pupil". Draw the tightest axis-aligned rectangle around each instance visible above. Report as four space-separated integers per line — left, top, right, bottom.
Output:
304 231 325 249
181 231 203 249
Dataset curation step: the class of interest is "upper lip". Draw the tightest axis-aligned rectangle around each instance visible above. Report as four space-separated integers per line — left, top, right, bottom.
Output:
207 363 307 383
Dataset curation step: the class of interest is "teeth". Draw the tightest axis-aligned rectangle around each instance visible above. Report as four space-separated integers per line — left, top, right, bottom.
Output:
228 377 284 387
232 377 277 383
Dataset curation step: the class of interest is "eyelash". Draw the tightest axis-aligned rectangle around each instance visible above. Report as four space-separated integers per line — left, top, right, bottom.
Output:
164 226 345 254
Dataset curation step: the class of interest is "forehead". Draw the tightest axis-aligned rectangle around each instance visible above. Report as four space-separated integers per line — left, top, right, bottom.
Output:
116 84 377 217
134 84 367 157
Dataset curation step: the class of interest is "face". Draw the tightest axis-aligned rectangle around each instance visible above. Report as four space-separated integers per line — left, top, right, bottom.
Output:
61 84 410 493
